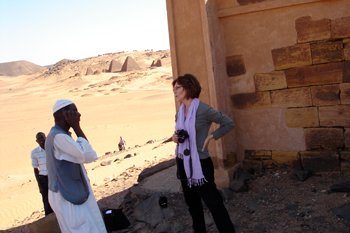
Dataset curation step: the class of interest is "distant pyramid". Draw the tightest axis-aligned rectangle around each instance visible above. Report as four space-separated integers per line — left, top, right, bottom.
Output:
120 56 140 72
150 59 162 67
94 70 101 75
108 59 122 72
85 67 94 75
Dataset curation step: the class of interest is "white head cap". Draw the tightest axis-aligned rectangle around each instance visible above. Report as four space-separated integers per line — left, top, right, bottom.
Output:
53 99 74 113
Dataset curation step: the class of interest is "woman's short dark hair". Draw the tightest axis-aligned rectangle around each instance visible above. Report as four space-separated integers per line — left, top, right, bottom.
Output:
172 73 201 99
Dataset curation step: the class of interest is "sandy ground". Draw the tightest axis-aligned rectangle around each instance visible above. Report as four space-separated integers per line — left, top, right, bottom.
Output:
0 58 176 230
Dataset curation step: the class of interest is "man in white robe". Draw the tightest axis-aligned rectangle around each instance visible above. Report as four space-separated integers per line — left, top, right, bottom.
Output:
46 99 107 233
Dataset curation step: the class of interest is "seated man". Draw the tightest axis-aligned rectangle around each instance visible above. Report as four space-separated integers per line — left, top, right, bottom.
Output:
118 136 126 151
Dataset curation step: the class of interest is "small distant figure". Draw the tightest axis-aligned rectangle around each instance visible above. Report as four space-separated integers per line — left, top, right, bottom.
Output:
118 136 126 151
31 132 53 216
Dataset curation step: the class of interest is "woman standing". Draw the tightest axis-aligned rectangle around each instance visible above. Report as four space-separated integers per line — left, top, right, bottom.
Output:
171 74 236 233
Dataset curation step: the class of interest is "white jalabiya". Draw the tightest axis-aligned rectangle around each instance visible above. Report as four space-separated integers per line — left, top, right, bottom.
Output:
48 134 107 233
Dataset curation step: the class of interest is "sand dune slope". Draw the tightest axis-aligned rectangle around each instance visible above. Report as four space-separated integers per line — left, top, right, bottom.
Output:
0 50 176 230
0 60 45 76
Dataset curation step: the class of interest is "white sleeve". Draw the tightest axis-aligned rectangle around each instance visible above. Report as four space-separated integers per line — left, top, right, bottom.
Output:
31 150 39 168
53 134 97 164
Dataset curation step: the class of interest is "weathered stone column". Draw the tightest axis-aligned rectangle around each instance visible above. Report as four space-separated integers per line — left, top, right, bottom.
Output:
166 0 237 188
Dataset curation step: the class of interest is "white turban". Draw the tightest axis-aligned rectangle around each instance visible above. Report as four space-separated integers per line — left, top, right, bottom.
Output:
53 99 74 113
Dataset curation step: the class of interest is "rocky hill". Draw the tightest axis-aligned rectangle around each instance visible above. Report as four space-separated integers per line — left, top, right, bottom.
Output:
40 50 171 79
0 50 170 79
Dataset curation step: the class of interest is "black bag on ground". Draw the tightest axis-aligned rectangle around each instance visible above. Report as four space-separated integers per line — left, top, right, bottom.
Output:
102 208 130 232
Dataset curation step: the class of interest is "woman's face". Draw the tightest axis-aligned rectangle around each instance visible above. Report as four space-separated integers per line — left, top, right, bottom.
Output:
173 82 187 103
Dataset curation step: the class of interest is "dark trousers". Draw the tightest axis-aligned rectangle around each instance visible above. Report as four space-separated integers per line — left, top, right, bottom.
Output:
177 157 235 233
38 175 53 216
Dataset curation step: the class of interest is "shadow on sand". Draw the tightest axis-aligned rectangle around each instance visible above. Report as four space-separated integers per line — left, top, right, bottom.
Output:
3 159 177 233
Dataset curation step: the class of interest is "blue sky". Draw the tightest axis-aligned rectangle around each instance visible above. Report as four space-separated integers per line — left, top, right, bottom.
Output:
0 0 170 66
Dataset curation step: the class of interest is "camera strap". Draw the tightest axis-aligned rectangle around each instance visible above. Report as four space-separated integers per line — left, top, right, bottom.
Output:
175 98 206 187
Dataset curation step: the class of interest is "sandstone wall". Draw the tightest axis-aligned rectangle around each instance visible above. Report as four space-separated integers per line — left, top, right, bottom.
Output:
166 0 350 187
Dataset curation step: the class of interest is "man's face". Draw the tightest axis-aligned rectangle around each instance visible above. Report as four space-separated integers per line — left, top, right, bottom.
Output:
63 104 81 126
36 133 46 149
65 104 79 115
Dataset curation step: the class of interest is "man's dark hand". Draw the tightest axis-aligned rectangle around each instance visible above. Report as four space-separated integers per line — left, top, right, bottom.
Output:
63 109 81 130
63 108 87 140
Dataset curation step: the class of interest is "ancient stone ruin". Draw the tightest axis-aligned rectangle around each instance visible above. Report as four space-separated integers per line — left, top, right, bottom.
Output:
108 59 122 72
120 56 140 72
93 70 101 75
85 67 94 75
167 0 350 187
150 59 162 67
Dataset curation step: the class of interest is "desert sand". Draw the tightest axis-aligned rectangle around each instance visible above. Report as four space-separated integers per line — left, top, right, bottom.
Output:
0 50 176 230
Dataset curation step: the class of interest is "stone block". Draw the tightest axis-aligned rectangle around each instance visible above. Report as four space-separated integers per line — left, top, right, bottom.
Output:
271 87 312 108
304 128 344 150
300 151 340 172
137 159 176 182
310 41 344 64
272 151 299 165
245 150 272 160
345 48 350 61
319 105 350 127
231 91 271 109
271 44 312 70
222 152 237 169
331 16 350 39
226 55 246 77
28 213 61 233
242 159 263 174
340 151 350 171
285 62 343 88
344 61 350 83
237 0 267 5
311 84 340 106
344 39 350 61
285 107 319 128
215 168 231 188
254 71 287 91
345 129 350 149
340 83 350 104
262 160 277 169
295 16 331 43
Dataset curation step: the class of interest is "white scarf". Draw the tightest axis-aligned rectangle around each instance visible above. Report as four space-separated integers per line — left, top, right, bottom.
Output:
176 98 206 187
